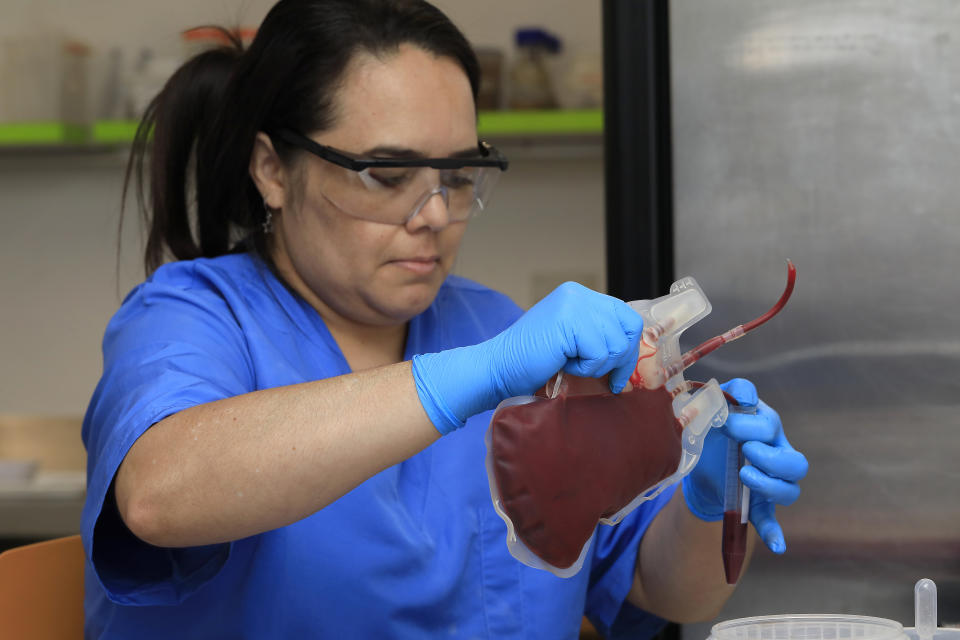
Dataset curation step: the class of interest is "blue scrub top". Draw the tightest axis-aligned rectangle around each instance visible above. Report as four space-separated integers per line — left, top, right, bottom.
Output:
81 253 673 639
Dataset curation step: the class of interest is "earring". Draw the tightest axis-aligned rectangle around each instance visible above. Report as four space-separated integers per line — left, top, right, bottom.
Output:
262 202 274 235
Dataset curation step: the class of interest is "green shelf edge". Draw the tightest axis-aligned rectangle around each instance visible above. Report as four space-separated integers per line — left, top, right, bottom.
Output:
477 109 602 136
0 122 89 146
91 120 141 144
0 110 602 147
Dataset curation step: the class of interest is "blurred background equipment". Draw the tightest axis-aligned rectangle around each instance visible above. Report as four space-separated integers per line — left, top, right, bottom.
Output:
0 33 89 143
508 27 561 110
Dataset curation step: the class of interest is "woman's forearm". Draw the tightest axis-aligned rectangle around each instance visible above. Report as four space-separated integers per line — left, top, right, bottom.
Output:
627 490 756 623
114 361 439 548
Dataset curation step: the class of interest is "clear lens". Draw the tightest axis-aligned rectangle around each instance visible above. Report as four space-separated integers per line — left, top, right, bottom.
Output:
323 163 501 224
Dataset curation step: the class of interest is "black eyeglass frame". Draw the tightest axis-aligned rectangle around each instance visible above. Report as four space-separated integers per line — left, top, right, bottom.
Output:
270 128 509 172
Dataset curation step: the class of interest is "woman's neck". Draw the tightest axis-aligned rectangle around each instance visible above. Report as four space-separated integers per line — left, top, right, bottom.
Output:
326 321 408 372
267 243 409 372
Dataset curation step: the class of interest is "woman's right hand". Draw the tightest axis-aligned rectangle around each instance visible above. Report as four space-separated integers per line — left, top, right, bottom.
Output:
412 282 644 434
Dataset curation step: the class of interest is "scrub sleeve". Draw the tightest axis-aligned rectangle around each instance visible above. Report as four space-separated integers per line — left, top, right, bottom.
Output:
81 274 255 604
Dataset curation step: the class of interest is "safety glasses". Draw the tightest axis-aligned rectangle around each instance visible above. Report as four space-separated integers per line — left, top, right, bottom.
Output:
270 128 509 225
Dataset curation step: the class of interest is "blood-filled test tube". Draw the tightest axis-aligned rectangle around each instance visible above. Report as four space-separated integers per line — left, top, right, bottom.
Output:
722 404 755 584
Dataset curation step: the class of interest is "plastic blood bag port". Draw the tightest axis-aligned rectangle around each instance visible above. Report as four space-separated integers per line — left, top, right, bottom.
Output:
485 262 796 577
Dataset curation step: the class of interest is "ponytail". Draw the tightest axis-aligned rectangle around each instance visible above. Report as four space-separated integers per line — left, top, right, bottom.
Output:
123 29 248 275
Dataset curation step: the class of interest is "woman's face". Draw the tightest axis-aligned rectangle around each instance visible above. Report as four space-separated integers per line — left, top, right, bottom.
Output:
270 45 478 328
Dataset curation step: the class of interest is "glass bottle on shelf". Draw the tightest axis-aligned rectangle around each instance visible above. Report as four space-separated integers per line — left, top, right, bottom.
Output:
507 28 561 110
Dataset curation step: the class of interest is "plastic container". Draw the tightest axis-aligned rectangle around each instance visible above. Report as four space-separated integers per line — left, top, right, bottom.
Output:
474 47 504 110
555 50 603 109
0 33 90 126
710 615 909 640
709 580 960 640
507 28 560 110
125 49 181 121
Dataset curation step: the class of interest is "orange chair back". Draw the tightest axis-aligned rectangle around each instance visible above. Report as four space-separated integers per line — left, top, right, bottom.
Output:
0 535 84 640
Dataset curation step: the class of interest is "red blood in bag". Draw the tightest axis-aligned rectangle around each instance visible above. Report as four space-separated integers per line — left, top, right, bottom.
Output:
490 377 683 569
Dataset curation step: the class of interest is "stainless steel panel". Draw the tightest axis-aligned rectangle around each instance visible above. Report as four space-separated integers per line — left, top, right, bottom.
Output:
670 1 960 633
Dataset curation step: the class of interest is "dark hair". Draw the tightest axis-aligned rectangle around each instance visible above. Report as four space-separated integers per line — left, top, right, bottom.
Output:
124 0 480 275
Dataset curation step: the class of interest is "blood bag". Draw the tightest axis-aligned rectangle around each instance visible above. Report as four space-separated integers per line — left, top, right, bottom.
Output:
484 276 729 577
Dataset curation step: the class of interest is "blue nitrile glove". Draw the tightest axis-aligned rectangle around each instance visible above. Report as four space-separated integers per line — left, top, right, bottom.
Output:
412 281 644 435
681 378 809 554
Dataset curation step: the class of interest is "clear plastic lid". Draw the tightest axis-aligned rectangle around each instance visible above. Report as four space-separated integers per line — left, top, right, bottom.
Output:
709 615 908 640
710 580 960 640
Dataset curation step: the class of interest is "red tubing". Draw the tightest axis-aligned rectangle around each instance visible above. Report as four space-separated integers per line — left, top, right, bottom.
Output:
681 260 797 369
741 259 797 333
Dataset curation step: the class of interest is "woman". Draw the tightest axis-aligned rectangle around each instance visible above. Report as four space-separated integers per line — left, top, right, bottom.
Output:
82 0 807 637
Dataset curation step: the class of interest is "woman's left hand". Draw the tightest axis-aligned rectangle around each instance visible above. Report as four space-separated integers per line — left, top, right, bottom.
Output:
681 378 809 553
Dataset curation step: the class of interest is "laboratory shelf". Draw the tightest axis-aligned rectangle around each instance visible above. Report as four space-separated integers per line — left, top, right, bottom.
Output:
477 109 602 136
0 122 89 146
0 110 603 151
91 119 141 144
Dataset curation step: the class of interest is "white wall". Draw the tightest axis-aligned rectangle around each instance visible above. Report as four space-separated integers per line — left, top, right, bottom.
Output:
0 0 601 61
0 1 604 416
